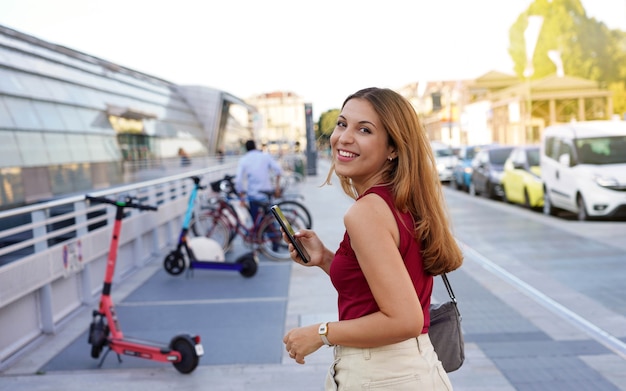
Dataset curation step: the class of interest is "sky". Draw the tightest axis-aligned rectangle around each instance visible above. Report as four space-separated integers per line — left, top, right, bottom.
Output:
0 0 623 117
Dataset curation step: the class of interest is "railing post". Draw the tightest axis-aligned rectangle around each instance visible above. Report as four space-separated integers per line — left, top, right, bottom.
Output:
81 263 93 303
133 219 144 268
74 201 92 302
169 178 187 247
39 284 54 334
31 210 48 253
147 186 161 257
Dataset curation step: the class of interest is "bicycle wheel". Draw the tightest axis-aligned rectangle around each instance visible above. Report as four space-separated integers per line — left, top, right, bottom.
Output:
256 213 306 261
214 201 239 245
189 198 238 244
282 170 305 186
276 200 312 229
190 210 233 251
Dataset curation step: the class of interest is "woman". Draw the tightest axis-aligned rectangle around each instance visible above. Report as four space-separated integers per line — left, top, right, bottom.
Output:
282 87 463 390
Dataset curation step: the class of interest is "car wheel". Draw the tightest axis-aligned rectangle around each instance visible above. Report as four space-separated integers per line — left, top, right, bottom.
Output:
502 185 511 204
523 189 531 209
577 195 589 221
463 180 471 192
469 182 477 196
486 181 497 199
543 189 557 216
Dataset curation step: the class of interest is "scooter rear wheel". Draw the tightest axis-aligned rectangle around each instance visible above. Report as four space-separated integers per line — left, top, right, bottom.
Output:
171 336 200 374
163 251 186 275
237 253 258 278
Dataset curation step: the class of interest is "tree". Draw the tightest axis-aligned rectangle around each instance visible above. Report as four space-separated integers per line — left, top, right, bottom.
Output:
316 109 340 151
508 0 626 116
609 82 626 118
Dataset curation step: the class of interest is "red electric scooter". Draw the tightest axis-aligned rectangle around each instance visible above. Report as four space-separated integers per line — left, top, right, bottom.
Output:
85 195 204 374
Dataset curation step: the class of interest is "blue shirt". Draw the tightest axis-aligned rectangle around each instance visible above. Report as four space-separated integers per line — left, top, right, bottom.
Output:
235 150 283 200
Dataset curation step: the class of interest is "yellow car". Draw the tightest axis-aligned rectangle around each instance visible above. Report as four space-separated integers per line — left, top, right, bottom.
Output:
502 145 544 209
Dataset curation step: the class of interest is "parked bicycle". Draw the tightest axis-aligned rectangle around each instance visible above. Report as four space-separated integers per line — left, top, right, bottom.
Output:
190 175 311 261
192 175 312 238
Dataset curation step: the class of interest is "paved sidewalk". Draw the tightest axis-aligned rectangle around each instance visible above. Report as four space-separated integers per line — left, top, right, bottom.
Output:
0 161 482 391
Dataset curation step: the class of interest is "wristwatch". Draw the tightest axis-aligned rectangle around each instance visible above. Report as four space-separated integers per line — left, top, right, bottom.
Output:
318 322 333 346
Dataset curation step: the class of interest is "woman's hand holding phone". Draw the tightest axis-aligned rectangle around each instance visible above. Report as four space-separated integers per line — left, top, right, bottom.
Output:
270 205 310 263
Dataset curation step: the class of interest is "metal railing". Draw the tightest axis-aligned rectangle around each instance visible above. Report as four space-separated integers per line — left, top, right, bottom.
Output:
0 162 236 368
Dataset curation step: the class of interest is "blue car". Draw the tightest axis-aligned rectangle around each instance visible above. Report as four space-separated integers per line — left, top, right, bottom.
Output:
452 145 487 191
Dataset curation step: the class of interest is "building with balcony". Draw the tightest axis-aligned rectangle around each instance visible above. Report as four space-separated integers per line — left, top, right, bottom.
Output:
246 91 307 154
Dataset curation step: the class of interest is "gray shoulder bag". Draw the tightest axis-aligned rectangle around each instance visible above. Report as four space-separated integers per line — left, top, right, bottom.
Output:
428 273 465 372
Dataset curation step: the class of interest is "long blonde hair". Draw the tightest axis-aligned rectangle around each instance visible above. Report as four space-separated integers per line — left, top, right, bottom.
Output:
325 87 462 275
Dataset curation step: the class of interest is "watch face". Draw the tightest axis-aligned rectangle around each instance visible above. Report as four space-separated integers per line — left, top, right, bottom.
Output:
319 323 328 335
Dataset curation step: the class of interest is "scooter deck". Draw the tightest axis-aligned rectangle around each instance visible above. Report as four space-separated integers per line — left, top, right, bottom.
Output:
112 337 171 354
190 261 243 271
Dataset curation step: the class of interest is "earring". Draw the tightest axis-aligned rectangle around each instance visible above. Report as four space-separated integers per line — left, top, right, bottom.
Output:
388 156 393 161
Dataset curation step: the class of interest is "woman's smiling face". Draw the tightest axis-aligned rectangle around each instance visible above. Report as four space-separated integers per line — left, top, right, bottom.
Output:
331 98 395 193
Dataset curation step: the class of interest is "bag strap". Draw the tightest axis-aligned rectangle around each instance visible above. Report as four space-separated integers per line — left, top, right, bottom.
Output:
441 274 457 304
441 274 462 319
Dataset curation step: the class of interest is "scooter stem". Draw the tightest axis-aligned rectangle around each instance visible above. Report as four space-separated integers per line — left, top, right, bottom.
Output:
182 178 200 230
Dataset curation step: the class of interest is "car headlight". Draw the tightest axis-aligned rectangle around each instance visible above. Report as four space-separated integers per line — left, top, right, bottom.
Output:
491 171 504 181
593 174 619 188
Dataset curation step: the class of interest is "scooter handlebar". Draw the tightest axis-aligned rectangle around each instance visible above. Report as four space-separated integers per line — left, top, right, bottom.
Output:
190 176 206 190
85 195 158 211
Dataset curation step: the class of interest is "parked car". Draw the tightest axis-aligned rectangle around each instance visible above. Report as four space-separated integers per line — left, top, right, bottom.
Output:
469 145 514 199
502 145 543 209
452 144 489 191
430 141 456 183
541 120 626 220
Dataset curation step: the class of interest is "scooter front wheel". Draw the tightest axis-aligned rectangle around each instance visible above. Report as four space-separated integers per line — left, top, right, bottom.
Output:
88 316 109 359
171 336 201 374
163 251 186 275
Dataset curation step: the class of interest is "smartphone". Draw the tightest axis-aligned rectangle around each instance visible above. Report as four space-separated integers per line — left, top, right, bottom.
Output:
270 205 310 263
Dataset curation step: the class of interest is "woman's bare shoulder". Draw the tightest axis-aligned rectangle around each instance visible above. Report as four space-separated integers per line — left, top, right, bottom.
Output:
345 192 392 227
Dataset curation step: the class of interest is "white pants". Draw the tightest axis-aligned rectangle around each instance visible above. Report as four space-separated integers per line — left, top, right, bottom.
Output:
325 334 453 390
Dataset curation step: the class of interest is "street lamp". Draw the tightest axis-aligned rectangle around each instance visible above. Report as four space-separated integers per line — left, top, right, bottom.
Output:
548 50 564 77
523 15 543 142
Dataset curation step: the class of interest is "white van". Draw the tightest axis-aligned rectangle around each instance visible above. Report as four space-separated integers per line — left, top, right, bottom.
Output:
540 120 626 220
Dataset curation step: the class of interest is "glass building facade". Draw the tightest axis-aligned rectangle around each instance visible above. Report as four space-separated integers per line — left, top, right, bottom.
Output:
0 24 256 209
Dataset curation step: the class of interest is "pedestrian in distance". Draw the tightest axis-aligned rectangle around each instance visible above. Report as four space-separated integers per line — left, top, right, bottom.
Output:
235 139 283 221
282 87 463 390
178 147 191 167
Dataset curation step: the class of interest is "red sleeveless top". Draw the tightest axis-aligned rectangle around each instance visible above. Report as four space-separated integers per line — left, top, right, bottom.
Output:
329 185 432 334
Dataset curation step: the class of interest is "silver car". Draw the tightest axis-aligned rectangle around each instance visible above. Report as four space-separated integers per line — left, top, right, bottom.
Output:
431 141 457 183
